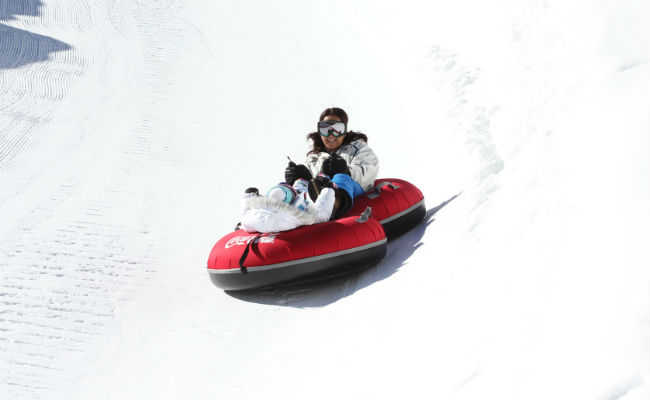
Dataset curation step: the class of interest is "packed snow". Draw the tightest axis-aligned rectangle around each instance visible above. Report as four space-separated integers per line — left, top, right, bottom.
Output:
1 0 648 399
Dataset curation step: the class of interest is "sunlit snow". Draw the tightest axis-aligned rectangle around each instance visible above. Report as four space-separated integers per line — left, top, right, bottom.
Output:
1 0 648 399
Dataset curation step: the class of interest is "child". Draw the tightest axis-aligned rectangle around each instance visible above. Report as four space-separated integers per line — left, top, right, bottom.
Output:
240 177 336 233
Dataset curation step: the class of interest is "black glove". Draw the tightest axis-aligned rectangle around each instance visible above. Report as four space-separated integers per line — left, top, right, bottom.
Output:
244 187 259 196
308 175 334 202
322 154 350 177
284 161 312 185
314 175 334 189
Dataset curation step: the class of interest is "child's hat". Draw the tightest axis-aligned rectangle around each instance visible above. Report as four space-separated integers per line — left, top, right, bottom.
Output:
267 183 296 204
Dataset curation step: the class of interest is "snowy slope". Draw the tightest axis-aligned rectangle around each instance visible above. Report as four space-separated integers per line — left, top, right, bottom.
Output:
1 0 648 399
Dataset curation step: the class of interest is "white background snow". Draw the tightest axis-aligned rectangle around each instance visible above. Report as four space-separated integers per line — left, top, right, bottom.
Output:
1 0 648 399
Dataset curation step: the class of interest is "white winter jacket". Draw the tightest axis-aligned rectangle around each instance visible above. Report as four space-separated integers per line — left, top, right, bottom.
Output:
304 139 379 192
240 188 335 233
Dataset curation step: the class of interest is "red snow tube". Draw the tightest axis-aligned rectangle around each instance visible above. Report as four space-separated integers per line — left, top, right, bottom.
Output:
207 178 425 291
344 178 426 238
207 213 387 291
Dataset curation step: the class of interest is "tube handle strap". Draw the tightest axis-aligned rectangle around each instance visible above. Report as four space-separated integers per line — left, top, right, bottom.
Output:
356 207 372 223
375 182 399 192
367 182 400 199
238 233 264 274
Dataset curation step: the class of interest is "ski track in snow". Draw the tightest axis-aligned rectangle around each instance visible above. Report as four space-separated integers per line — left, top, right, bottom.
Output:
0 0 648 399
0 1 192 398
0 2 75 177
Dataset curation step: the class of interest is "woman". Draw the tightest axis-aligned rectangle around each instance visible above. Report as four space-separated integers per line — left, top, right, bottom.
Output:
285 107 379 218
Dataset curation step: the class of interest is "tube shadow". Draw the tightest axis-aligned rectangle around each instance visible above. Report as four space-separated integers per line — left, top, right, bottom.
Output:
0 1 71 69
227 192 461 307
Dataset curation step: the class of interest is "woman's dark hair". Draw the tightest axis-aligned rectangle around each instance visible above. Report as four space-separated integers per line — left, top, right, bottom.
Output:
320 107 349 124
306 107 368 155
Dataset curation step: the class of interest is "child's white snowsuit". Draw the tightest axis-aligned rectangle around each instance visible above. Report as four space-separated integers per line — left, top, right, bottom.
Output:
240 188 335 233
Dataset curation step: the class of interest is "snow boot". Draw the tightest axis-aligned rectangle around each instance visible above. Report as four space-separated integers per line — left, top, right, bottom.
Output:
244 187 259 196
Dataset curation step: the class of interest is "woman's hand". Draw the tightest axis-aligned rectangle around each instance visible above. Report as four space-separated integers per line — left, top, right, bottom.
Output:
314 175 334 189
322 154 350 177
285 161 312 184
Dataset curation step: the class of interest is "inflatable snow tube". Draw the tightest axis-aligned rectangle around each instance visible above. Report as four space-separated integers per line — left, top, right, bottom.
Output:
344 178 426 239
207 213 387 291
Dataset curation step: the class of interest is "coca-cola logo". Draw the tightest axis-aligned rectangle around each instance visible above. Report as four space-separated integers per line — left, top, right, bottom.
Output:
225 234 277 249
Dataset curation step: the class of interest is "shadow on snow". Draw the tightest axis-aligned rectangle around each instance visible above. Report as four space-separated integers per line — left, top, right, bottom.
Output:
227 193 461 307
0 0 42 20
0 0 71 69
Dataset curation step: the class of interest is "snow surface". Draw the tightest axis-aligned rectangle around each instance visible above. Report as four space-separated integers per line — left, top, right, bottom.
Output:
1 0 648 399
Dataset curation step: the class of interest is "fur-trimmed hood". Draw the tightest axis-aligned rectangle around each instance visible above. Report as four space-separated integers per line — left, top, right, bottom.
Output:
240 187 335 233
247 195 319 225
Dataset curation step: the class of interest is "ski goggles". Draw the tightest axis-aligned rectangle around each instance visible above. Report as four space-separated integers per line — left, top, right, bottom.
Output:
317 121 347 137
